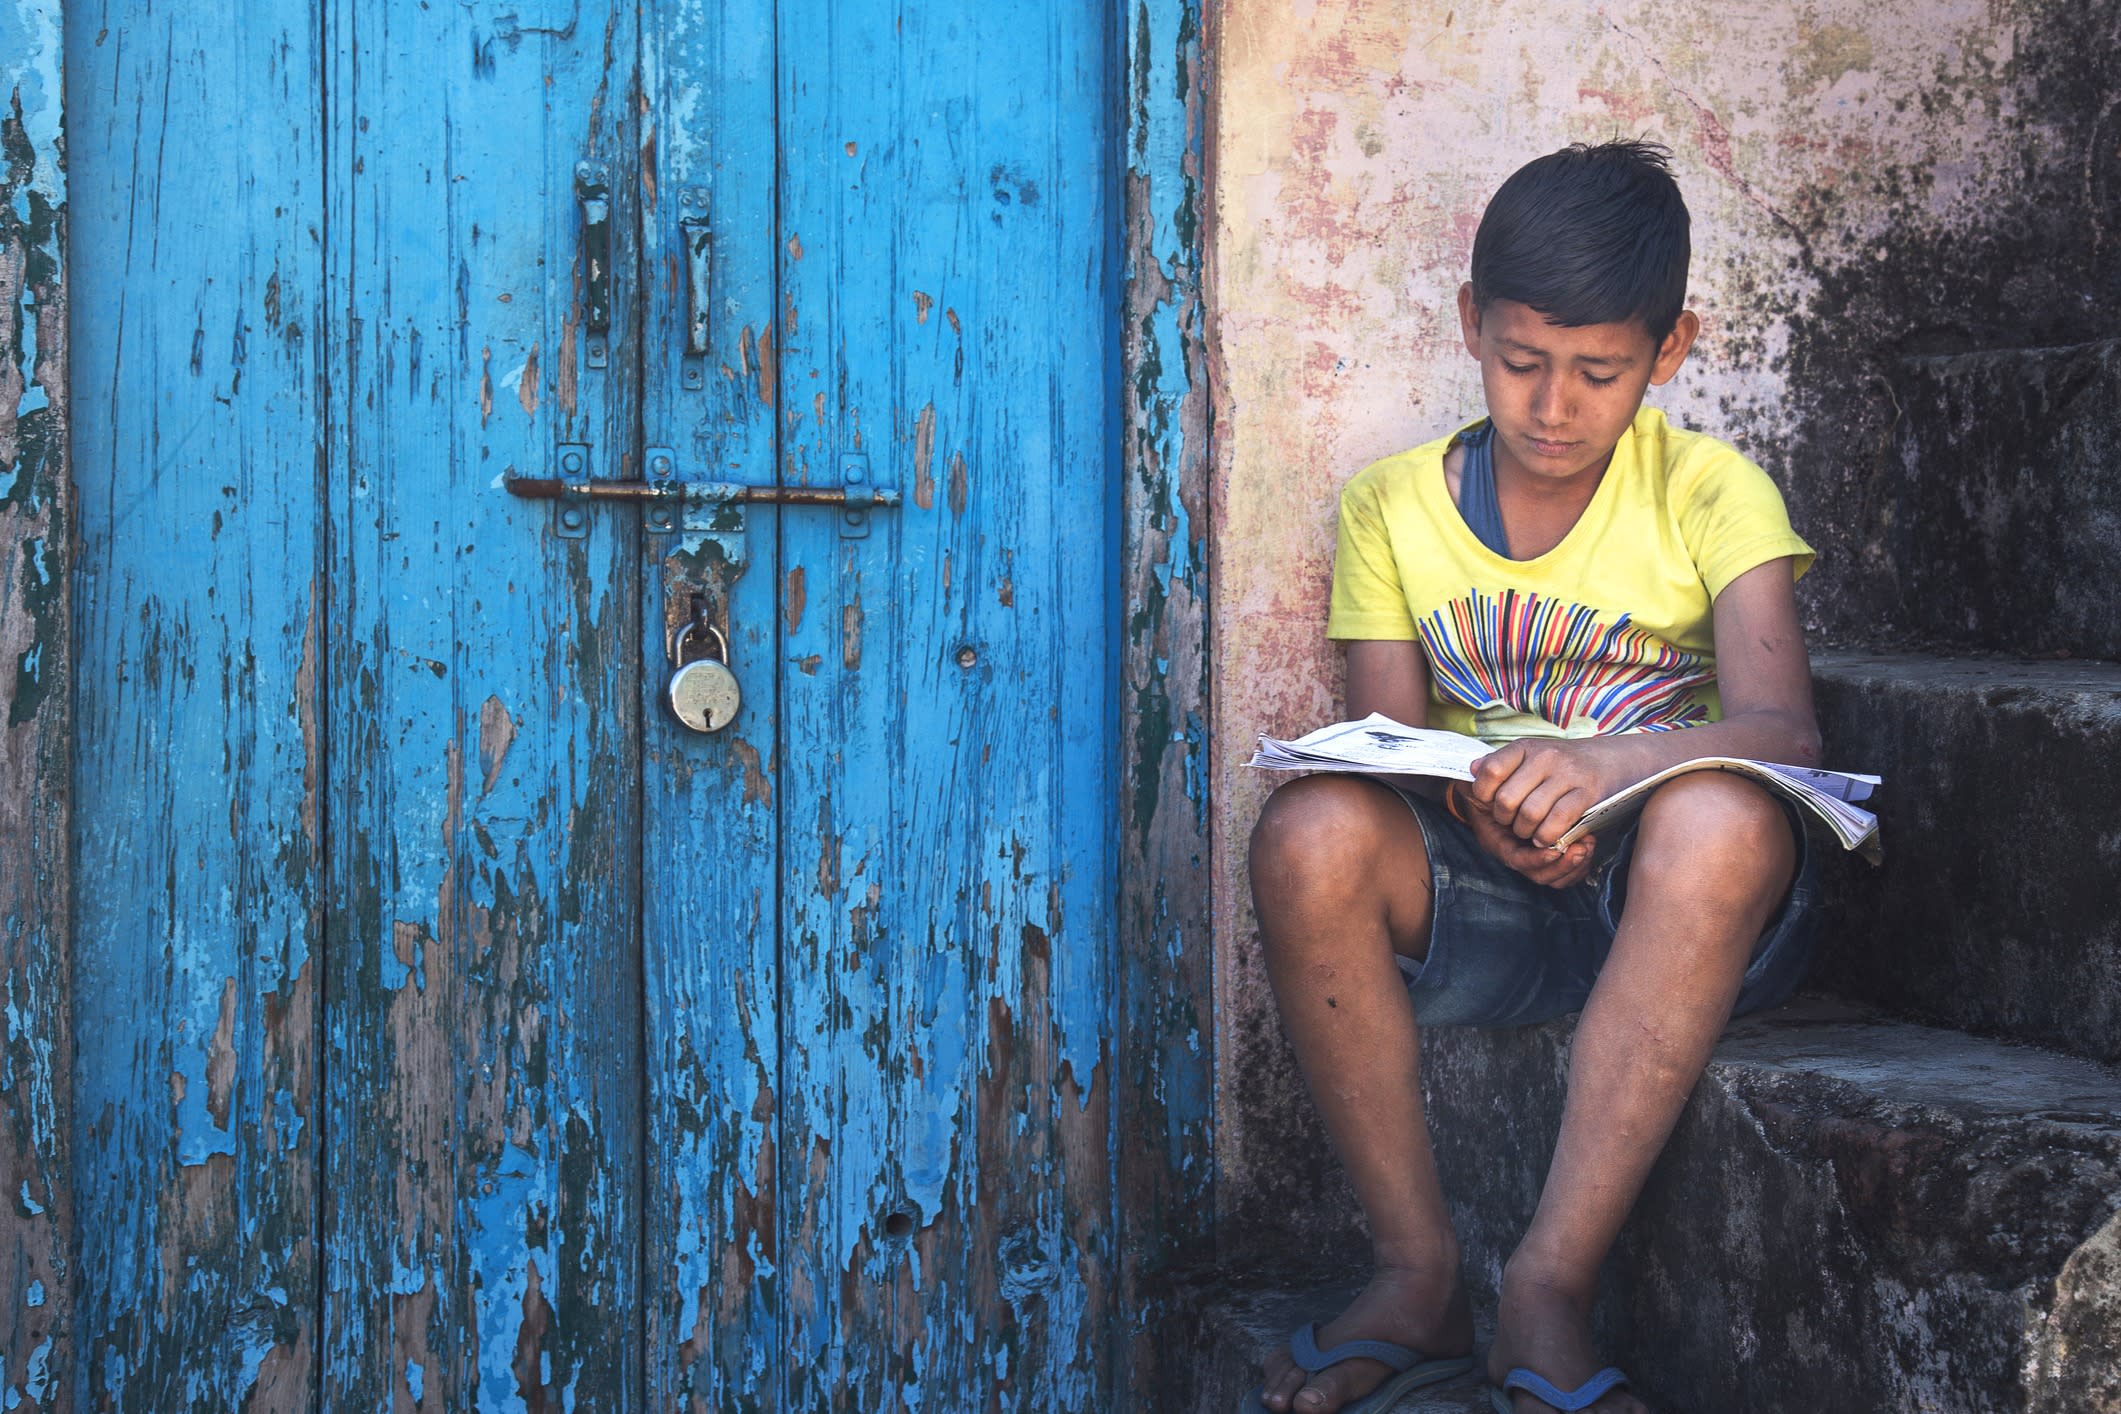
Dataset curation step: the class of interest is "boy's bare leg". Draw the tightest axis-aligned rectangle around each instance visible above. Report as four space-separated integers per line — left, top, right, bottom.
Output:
1248 775 1473 1414
1489 774 1797 1414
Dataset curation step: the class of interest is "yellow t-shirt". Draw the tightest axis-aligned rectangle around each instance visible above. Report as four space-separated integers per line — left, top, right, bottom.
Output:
1327 405 1814 743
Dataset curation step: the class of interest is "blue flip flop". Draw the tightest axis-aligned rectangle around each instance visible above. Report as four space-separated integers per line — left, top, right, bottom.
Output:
1486 1365 1630 1412
1240 1322 1477 1413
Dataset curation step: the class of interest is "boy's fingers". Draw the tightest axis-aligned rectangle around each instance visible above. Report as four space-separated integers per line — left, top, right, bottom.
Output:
1537 844 1594 888
1511 778 1575 839
1529 790 1594 847
1523 838 1593 887
1487 763 1547 825
1506 835 1564 874
1468 744 1523 804
1546 859 1593 889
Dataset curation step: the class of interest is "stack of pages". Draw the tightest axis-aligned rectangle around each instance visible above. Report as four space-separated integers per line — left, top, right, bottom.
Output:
1251 713 1882 862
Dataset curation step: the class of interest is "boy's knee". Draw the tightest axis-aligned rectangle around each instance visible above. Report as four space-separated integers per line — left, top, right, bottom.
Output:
1630 773 1794 910
1248 774 1397 886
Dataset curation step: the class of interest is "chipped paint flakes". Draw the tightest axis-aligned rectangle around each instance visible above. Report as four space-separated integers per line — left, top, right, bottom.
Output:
913 403 938 509
841 596 864 671
478 694 517 795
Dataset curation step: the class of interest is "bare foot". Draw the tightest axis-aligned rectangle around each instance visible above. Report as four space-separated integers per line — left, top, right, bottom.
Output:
1257 1263 1474 1414
1487 1269 1649 1414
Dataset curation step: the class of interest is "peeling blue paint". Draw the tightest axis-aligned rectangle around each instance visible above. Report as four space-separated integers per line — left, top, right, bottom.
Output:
274 1086 302 1150
20 1338 48 1406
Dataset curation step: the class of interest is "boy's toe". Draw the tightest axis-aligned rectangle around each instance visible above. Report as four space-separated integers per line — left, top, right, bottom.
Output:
1292 1361 1378 1414
1259 1361 1305 1412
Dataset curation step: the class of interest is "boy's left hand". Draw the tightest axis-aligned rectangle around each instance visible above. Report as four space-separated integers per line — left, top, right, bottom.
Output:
1466 738 1620 849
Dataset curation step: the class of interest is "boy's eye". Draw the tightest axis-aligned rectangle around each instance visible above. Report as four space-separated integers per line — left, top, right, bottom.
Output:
1583 372 1618 388
1502 360 1537 375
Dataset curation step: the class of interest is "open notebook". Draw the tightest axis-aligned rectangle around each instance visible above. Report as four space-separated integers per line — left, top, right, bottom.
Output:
1250 713 1882 863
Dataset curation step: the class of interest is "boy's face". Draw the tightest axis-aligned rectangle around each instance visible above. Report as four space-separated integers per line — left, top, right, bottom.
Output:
1457 286 1699 486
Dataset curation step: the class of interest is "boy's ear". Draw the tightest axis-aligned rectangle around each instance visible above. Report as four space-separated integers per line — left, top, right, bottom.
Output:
1647 309 1701 386
1457 283 1483 359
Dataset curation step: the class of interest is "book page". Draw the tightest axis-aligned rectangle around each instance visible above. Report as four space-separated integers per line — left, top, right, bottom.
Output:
1250 714 1490 780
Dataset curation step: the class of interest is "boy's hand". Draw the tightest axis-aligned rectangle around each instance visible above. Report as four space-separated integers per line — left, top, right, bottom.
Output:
1467 738 1618 846
1452 783 1597 888
1451 738 1620 888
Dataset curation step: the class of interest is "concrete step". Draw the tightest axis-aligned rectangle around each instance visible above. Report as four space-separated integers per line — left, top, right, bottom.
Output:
1811 338 2121 658
1434 1000 2121 1412
1809 649 2121 1061
1195 1000 2121 1414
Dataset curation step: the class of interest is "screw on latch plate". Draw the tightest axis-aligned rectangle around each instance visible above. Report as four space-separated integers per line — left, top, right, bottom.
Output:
645 447 679 534
840 452 872 539
555 443 593 538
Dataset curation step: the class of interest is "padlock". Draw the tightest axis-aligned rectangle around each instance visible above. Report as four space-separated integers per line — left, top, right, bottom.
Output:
668 621 742 733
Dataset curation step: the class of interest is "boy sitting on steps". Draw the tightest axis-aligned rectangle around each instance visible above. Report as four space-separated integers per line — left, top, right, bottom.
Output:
1244 140 1824 1414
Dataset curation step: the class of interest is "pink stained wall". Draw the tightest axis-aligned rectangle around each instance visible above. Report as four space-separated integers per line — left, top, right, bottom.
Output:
1204 0 2082 1249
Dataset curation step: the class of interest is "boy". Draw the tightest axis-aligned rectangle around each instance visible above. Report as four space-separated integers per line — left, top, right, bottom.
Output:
1243 141 1823 1414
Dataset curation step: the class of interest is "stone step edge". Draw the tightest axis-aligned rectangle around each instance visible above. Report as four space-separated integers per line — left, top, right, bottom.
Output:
1805 647 2121 1063
1809 646 2121 718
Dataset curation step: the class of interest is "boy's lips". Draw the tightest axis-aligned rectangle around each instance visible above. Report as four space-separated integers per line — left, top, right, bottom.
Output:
1525 435 1579 457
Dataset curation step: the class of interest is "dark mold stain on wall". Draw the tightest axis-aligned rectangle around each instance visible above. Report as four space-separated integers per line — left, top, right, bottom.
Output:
1765 0 2121 654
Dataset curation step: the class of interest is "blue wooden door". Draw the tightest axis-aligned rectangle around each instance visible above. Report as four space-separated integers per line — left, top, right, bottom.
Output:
66 0 1122 1407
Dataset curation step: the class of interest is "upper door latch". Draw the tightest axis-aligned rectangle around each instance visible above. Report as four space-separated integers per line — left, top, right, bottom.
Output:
507 447 899 558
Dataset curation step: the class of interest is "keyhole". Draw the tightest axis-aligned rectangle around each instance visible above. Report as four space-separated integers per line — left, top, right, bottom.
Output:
955 645 978 669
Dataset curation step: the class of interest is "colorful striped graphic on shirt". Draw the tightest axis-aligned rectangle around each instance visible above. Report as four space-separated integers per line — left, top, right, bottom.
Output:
1416 588 1714 734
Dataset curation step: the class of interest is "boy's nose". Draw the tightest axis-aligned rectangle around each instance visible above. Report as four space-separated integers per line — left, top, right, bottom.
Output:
1531 376 1569 427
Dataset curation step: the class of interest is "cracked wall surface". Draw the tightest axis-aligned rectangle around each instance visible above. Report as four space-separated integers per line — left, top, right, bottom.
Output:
1206 0 2121 1256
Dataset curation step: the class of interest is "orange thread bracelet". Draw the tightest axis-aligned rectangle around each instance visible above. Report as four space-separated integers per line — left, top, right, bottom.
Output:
1444 782 1470 824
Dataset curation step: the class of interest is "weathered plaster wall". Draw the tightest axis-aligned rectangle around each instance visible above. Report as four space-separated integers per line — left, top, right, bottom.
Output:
1207 0 2121 1256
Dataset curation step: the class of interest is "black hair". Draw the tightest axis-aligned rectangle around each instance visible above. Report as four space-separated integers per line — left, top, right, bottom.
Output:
1470 139 1691 342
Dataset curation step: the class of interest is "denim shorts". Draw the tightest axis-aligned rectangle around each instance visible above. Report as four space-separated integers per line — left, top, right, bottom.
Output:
1384 782 1821 1028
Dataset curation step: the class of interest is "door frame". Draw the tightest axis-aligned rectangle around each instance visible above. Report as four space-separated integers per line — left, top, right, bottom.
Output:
0 3 74 1406
0 0 1213 1405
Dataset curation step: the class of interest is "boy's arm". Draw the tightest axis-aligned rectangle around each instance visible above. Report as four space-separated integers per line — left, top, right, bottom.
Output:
1344 639 1431 725
1468 557 1822 848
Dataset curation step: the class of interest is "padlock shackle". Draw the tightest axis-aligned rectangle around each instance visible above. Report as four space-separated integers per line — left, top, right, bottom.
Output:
673 620 730 668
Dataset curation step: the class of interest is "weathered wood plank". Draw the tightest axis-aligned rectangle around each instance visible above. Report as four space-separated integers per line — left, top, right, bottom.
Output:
0 4 72 1407
636 0 786 1406
320 4 645 1406
773 3 1121 1406
64 3 324 1406
1117 0 1217 1400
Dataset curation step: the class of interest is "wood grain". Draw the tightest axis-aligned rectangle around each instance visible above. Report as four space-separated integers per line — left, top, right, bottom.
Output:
65 4 325 1405
320 3 646 1406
